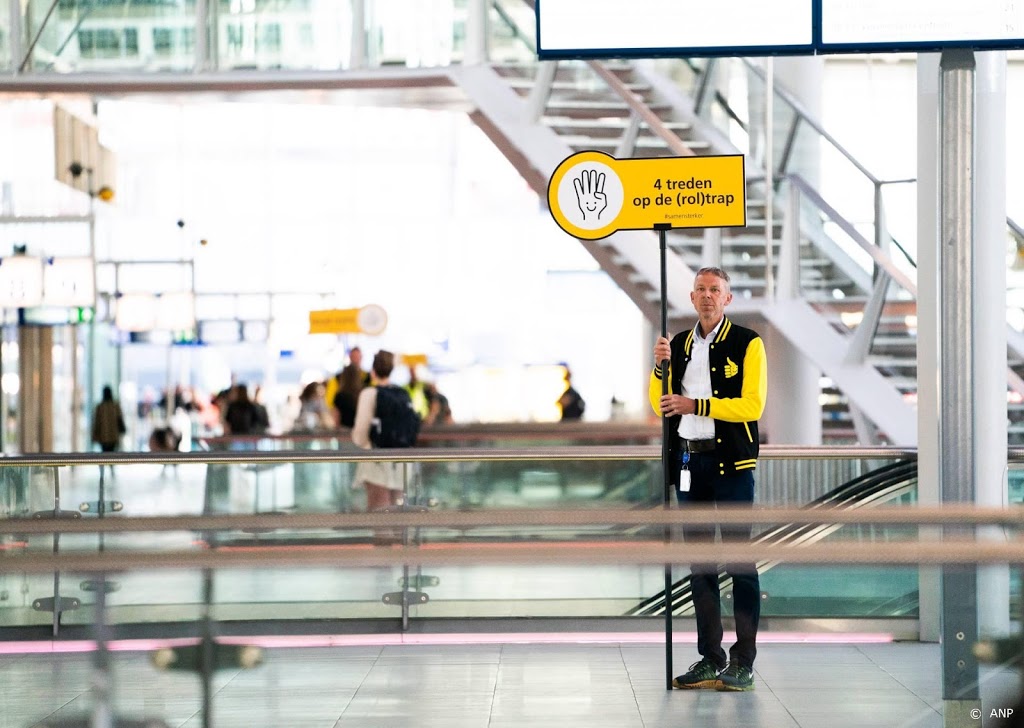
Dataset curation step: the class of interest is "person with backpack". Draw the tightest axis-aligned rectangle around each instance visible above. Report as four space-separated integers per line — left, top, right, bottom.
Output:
351 350 421 513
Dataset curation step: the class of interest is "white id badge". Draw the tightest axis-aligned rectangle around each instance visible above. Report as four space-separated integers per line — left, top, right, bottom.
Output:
679 468 691 493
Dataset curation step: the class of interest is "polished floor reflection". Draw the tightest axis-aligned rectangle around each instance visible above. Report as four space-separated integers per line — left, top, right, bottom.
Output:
4 642 1019 728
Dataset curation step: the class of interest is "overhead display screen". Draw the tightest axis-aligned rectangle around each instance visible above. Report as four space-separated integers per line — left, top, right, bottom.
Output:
536 0 815 59
819 0 1024 52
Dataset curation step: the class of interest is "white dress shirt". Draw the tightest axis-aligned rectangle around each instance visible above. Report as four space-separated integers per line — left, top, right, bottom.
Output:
678 319 722 441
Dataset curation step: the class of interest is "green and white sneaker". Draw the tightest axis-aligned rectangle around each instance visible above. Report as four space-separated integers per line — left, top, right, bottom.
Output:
672 657 724 689
716 661 754 691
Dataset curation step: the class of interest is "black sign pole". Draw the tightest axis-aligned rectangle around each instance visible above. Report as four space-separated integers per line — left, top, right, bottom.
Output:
655 223 673 690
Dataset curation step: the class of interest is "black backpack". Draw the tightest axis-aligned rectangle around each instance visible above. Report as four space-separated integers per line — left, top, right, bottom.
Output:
370 385 421 448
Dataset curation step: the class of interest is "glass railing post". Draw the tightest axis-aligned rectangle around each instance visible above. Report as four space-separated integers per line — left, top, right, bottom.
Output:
91 572 114 728
401 461 410 631
764 59 776 301
350 0 367 69
873 181 887 282
693 58 716 117
777 115 801 179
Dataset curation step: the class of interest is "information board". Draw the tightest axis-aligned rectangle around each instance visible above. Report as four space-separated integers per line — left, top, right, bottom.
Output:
820 0 1024 52
308 304 388 336
547 152 746 240
537 0 1024 57
536 0 814 59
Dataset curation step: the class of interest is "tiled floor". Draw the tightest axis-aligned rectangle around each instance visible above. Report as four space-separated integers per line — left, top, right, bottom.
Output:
5 642 1020 728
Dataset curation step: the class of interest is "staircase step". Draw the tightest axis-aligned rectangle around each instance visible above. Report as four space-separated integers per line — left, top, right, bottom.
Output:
558 135 711 154
494 61 635 81
866 356 918 369
507 78 653 94
544 117 694 138
679 254 852 270
520 88 663 107
543 100 674 118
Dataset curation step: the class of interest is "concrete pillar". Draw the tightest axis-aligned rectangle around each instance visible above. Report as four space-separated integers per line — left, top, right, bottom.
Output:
916 52 941 644
701 228 722 268
974 51 1010 640
763 324 821 445
774 57 825 187
464 0 488 65
751 57 824 444
18 325 53 453
746 57 825 184
350 0 366 70
7 0 21 73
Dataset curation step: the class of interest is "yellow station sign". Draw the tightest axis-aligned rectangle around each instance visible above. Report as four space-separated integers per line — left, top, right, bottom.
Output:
309 304 388 335
309 308 360 334
547 151 746 240
401 353 429 368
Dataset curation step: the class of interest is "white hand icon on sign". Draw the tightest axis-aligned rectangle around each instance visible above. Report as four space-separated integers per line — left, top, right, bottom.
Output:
573 169 608 221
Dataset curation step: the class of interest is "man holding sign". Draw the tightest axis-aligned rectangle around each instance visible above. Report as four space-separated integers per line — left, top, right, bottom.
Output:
650 266 767 691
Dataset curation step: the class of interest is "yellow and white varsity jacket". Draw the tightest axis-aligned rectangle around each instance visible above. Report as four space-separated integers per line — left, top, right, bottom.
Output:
649 316 768 476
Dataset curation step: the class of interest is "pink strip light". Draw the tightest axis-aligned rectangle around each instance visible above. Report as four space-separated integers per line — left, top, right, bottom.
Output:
0 631 892 655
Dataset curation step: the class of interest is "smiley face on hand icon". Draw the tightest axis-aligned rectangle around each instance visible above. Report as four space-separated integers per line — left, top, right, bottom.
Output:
551 155 625 236
574 169 608 221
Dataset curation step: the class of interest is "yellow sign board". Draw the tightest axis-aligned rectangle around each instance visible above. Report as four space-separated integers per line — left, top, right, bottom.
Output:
547 151 746 240
309 304 388 335
309 308 360 334
401 353 429 368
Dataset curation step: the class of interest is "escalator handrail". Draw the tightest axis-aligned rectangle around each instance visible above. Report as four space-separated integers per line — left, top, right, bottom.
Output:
627 460 918 616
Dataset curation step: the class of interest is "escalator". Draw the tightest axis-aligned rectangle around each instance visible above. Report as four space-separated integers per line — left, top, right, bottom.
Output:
628 459 918 616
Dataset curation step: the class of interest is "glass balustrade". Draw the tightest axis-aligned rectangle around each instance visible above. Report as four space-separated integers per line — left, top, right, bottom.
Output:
0 445 952 637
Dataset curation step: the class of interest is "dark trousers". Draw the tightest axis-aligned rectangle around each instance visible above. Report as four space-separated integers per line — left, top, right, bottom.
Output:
676 451 760 669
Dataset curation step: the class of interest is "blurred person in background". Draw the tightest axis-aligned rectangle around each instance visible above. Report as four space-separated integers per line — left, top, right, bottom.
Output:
91 385 126 480
423 382 453 426
351 351 410 513
557 365 586 421
334 363 368 429
296 381 334 431
332 347 371 427
404 365 430 421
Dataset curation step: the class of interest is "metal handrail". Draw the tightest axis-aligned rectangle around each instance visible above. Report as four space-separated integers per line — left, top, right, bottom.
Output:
740 59 886 185
2 535 1024 574
0 443 916 467
492 0 536 54
787 173 917 296
13 505 1024 537
1010 216 1024 241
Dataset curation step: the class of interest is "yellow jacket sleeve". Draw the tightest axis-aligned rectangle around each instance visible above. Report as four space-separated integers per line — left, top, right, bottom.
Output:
707 336 767 422
648 364 673 415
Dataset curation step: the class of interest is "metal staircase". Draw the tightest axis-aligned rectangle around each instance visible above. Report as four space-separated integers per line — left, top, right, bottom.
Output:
453 7 1024 444
450 55 919 445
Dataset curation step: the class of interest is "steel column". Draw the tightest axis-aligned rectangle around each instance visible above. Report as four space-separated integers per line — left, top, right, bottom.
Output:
937 48 980 724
